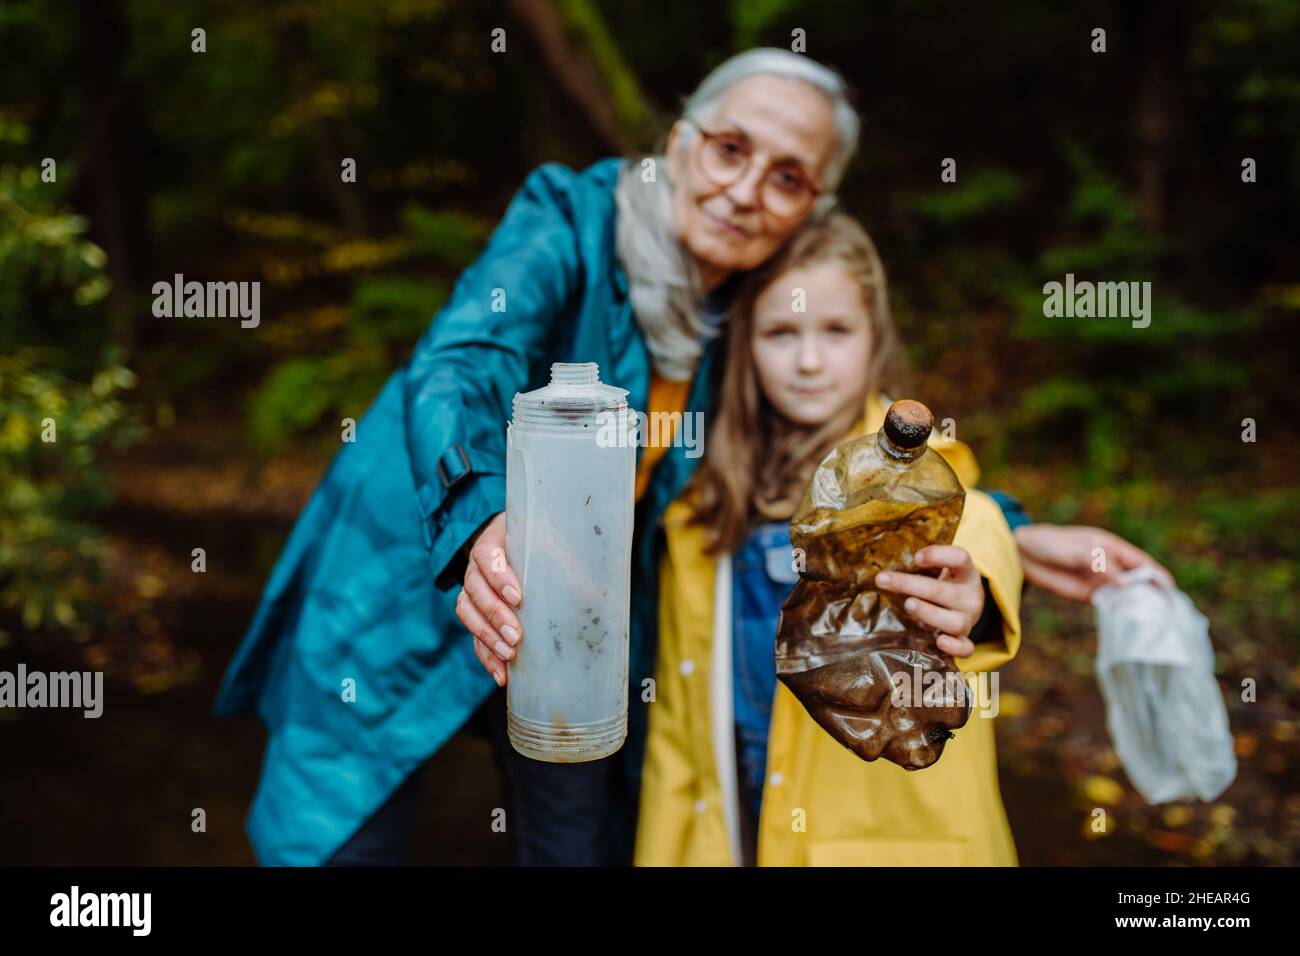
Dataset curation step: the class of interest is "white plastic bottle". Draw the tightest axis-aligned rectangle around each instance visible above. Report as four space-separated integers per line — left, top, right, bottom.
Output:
505 362 636 762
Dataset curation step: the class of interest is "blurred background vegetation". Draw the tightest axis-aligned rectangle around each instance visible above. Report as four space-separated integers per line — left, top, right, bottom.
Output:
1 0 1297 864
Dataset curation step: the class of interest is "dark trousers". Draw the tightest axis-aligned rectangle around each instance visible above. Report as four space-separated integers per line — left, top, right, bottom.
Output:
322 755 427 866
324 686 631 866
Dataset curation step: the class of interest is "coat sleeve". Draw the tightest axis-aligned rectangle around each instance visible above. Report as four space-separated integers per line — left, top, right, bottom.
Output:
979 489 1034 532
932 437 1025 667
952 488 1024 674
635 548 701 866
403 163 584 591
930 437 1034 532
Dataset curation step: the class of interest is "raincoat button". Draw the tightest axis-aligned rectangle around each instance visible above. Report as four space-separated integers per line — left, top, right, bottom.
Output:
769 771 783 787
694 798 707 814
679 659 695 677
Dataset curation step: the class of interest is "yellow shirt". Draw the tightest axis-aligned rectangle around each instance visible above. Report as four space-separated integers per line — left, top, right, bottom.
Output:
634 369 694 502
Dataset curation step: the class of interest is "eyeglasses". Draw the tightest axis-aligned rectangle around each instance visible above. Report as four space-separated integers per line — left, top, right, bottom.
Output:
682 116 822 220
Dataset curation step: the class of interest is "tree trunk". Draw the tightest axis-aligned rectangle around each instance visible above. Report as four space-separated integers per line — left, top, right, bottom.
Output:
75 0 143 354
275 18 370 236
1130 0 1187 234
507 0 648 153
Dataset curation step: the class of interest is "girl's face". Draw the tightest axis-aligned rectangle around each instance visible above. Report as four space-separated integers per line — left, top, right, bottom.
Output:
750 261 872 427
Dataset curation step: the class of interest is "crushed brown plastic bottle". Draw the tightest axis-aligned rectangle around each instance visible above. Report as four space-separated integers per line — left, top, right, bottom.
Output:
775 399 973 770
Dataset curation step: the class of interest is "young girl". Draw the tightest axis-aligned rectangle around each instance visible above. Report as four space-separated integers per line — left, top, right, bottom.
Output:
635 212 1025 866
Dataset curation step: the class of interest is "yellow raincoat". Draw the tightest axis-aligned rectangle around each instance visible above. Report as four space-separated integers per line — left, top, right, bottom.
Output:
636 394 1023 866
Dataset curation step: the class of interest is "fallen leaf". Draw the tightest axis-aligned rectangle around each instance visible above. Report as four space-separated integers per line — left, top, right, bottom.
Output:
1210 804 1236 827
1163 805 1194 829
1147 830 1191 853
134 575 165 599
1083 775 1125 806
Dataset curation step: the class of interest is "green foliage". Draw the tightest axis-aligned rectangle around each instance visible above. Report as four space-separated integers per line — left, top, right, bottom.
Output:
247 356 338 451
1103 481 1300 647
0 165 112 359
729 0 799 49
558 0 648 138
0 352 142 639
906 141 1272 486
0 129 143 639
1008 150 1261 481
243 206 478 451
400 204 490 266
911 167 1024 224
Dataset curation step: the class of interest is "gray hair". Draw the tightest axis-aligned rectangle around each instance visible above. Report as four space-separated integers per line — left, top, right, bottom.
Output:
615 48 859 381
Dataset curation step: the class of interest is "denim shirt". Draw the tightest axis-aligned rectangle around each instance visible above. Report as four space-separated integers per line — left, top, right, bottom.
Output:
731 520 797 828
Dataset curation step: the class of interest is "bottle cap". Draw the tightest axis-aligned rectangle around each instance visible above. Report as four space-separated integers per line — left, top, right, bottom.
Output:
883 399 934 450
511 362 630 429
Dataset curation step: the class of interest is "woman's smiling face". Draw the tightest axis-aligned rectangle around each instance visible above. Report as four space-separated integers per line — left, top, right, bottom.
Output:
666 74 838 288
751 260 873 427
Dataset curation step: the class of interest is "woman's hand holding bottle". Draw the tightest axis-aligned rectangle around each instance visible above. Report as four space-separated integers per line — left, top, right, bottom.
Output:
456 511 523 686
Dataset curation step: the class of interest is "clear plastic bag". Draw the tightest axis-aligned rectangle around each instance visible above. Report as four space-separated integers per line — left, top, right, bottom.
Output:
1090 567 1237 803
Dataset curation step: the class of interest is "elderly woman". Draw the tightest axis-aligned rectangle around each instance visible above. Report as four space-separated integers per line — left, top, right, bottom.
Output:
213 48 859 866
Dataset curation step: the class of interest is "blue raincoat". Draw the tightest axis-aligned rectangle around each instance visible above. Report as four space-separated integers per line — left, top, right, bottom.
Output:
212 157 722 865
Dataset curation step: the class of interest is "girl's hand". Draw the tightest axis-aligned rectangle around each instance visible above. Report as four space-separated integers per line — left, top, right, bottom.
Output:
875 545 984 658
455 511 523 687
1013 524 1174 603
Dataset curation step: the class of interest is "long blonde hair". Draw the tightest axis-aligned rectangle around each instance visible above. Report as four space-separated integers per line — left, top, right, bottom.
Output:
686 211 905 555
